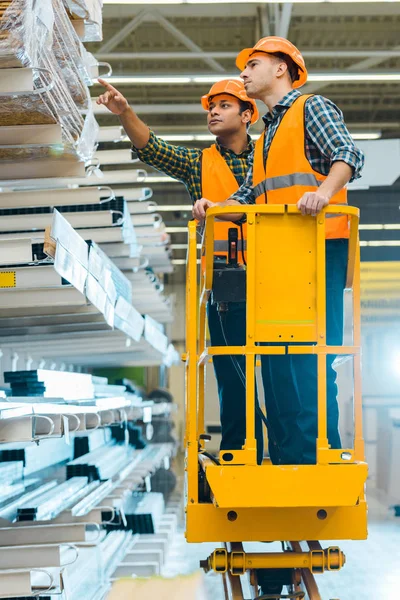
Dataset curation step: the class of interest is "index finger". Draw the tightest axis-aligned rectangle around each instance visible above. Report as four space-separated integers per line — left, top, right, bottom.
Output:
97 78 119 94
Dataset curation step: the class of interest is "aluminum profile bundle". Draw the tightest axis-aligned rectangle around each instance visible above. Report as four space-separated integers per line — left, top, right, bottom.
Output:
108 492 165 535
0 460 23 484
16 477 88 521
99 530 133 579
4 369 95 400
66 444 134 482
0 199 129 234
69 480 112 518
0 437 74 476
87 239 133 318
88 237 145 341
73 427 112 459
0 481 57 522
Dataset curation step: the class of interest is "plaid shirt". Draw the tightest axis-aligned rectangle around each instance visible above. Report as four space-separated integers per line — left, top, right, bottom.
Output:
231 90 365 205
134 131 254 204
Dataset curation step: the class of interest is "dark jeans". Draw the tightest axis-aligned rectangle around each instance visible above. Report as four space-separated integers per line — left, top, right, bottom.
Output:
260 239 348 464
207 299 264 464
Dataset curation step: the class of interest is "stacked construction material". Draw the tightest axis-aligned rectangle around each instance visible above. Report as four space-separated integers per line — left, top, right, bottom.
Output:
111 421 147 449
66 444 136 481
107 491 166 535
15 478 89 521
0 197 134 240
128 200 173 274
0 437 74 475
4 369 97 399
0 391 178 595
63 0 103 42
73 426 112 458
0 0 99 181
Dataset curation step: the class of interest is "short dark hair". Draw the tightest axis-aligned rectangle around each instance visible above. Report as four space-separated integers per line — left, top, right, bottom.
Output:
238 99 254 129
270 51 300 84
238 99 253 115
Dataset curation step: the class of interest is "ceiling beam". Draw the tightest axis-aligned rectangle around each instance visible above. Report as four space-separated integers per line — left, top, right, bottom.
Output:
277 3 293 39
151 10 226 73
93 101 204 115
303 43 400 94
258 3 271 38
97 10 149 53
96 50 400 61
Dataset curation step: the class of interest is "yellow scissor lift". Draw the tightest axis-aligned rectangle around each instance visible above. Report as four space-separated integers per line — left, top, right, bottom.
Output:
184 205 368 600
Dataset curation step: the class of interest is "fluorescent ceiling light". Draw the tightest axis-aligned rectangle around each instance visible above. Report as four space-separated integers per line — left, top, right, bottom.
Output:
171 243 201 249
194 134 216 141
166 226 190 233
359 224 400 230
172 259 200 265
192 75 237 84
158 132 380 142
94 77 192 85
156 205 193 211
162 135 195 142
94 73 400 85
351 132 381 140
146 176 176 183
104 1 400 4
186 0 400 3
360 241 400 247
309 73 400 82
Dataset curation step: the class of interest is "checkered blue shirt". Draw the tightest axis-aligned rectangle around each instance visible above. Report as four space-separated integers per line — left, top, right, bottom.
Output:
231 90 365 205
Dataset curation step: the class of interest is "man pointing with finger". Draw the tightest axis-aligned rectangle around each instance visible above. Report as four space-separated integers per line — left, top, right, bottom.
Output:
194 37 364 465
96 77 267 464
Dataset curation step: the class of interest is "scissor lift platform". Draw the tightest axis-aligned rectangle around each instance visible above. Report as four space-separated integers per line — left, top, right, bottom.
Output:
184 205 368 599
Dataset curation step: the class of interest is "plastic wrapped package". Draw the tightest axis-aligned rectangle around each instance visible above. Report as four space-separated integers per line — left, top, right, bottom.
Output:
0 0 98 161
0 144 78 161
0 103 98 162
79 107 99 161
0 0 54 69
52 0 93 102
63 0 103 42
0 95 58 126
80 46 112 83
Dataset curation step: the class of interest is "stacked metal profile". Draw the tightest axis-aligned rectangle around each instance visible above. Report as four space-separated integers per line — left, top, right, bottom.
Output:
0 375 179 598
0 0 176 375
0 207 178 369
0 2 181 597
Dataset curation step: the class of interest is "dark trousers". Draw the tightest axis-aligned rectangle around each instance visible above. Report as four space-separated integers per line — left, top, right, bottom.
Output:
260 239 348 465
207 300 264 464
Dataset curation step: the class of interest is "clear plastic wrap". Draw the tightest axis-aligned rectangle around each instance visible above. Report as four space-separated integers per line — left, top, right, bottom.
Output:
0 145 78 162
63 0 103 42
0 0 99 161
0 0 53 69
52 0 93 104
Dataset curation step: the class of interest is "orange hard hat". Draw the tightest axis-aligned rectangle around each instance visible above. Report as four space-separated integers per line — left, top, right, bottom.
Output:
201 79 259 124
236 36 308 89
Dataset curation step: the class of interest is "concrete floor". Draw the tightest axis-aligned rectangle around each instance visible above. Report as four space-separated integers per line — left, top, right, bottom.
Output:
162 486 400 599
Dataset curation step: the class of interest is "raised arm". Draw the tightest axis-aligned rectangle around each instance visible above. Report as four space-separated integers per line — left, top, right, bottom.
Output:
97 79 196 183
97 78 150 149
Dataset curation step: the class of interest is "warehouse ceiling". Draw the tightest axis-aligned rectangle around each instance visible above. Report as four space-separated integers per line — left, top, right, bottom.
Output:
88 2 400 282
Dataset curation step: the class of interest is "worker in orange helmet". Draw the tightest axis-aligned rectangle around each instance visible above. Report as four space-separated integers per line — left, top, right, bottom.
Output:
96 78 266 464
193 37 365 465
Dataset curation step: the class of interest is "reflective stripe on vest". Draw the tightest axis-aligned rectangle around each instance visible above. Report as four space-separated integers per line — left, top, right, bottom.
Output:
254 172 321 198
